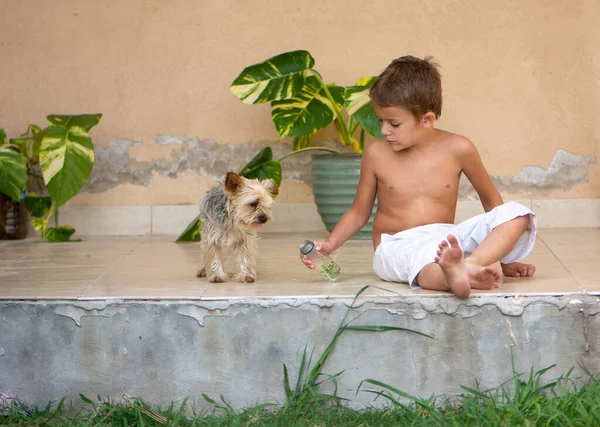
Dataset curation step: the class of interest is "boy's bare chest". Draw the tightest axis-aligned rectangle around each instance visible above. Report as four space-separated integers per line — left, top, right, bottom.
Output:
376 152 461 199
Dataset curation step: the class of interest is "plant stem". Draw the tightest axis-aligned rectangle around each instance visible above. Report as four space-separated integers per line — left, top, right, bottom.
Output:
278 147 341 162
310 71 361 154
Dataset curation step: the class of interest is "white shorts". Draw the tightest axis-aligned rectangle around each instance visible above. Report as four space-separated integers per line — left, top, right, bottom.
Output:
372 202 537 288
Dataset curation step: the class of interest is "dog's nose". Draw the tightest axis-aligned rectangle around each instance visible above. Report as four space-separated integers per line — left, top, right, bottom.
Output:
258 215 268 223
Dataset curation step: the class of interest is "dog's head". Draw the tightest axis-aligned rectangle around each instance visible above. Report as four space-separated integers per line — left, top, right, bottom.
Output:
224 172 278 229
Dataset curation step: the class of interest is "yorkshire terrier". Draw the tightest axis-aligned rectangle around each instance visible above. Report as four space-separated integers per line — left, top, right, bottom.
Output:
196 172 278 283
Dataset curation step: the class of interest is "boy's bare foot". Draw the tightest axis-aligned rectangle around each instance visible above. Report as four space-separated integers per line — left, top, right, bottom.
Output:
435 234 501 298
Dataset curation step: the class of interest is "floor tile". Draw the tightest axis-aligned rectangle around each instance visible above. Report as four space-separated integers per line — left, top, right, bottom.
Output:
0 229 598 300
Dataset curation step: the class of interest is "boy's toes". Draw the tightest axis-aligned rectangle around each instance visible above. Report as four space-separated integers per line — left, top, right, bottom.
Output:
447 234 460 247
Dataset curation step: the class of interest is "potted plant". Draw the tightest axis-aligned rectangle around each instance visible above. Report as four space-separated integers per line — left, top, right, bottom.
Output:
229 50 383 239
0 114 102 242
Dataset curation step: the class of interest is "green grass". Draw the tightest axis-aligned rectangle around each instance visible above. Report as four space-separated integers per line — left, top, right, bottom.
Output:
2 371 600 427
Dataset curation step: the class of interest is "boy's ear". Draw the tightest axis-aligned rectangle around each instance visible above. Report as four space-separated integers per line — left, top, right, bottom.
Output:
225 172 244 195
262 179 279 197
421 112 436 128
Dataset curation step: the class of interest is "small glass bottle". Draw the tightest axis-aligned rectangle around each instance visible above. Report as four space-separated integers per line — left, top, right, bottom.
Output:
299 240 341 282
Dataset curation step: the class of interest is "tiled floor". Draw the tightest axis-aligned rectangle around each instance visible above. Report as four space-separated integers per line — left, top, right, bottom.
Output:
0 229 598 300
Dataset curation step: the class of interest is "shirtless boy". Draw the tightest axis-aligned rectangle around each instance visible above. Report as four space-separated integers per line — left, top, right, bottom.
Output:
301 56 537 299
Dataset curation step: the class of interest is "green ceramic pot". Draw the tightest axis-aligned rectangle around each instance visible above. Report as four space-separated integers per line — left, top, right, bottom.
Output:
311 153 377 240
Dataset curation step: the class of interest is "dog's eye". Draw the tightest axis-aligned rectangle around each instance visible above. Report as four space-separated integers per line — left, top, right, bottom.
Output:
250 200 259 209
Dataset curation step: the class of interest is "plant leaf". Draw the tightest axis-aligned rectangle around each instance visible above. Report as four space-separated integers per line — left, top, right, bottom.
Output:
271 77 344 138
39 120 96 208
46 114 102 132
0 147 28 200
175 216 201 242
241 160 282 187
344 325 434 339
345 77 383 139
239 147 282 186
24 192 52 218
231 50 314 104
44 225 79 242
292 132 316 150
31 218 45 232
239 147 273 176
0 128 6 145
79 393 94 405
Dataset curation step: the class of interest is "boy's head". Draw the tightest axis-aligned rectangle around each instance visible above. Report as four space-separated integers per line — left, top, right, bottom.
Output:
370 56 442 121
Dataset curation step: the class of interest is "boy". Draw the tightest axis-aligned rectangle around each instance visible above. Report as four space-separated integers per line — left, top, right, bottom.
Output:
301 56 537 299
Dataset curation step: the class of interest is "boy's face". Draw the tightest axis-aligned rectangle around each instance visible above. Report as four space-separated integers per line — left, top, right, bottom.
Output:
373 105 431 151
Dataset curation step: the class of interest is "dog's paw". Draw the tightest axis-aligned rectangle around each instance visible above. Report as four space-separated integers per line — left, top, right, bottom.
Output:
208 275 227 283
196 267 207 278
235 273 256 283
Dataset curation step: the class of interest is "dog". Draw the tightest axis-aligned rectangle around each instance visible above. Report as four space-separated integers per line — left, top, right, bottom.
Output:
196 172 278 283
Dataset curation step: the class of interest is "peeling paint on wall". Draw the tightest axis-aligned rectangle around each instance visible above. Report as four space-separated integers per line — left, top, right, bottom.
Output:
88 138 596 197
86 136 317 193
459 149 597 196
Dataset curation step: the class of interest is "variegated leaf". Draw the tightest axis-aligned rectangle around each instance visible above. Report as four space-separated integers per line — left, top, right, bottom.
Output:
47 114 102 132
39 124 95 208
271 76 344 138
230 50 314 104
345 77 383 139
0 148 27 201
292 132 316 150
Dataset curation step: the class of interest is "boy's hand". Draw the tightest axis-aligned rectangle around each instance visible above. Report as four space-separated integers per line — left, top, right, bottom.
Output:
300 241 335 269
501 262 536 278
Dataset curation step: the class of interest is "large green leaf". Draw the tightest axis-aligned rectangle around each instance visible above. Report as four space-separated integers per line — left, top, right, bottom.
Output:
39 124 95 208
25 192 52 218
241 160 282 187
271 77 344 138
345 77 383 139
292 132 316 150
239 147 273 176
0 129 6 145
238 146 282 185
0 148 28 200
176 216 201 242
47 114 102 132
231 50 314 104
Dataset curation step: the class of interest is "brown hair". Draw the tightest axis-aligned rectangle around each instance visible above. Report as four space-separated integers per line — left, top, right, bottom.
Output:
369 55 442 119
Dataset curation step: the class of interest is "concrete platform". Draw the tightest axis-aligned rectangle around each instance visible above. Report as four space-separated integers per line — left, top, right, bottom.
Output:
1 229 599 410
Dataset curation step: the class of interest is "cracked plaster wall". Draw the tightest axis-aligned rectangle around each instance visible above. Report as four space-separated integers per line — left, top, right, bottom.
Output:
78 137 597 206
1 295 599 410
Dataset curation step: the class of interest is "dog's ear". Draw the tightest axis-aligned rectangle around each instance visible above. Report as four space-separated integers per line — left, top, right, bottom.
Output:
262 179 279 196
225 172 244 195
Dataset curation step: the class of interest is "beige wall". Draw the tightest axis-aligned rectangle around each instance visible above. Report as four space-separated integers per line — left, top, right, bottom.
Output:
1 0 599 207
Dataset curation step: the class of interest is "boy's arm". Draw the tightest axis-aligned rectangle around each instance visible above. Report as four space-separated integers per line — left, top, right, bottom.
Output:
324 145 378 252
457 138 503 212
300 145 377 269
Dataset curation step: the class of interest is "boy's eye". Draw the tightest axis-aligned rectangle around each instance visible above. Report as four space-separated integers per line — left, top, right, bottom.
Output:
391 122 400 127
250 200 259 208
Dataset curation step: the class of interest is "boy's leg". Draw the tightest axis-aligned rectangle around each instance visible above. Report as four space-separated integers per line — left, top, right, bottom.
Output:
464 215 530 267
416 215 530 298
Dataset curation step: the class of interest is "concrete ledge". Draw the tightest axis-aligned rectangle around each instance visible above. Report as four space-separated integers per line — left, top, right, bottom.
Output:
48 199 600 236
1 294 599 410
